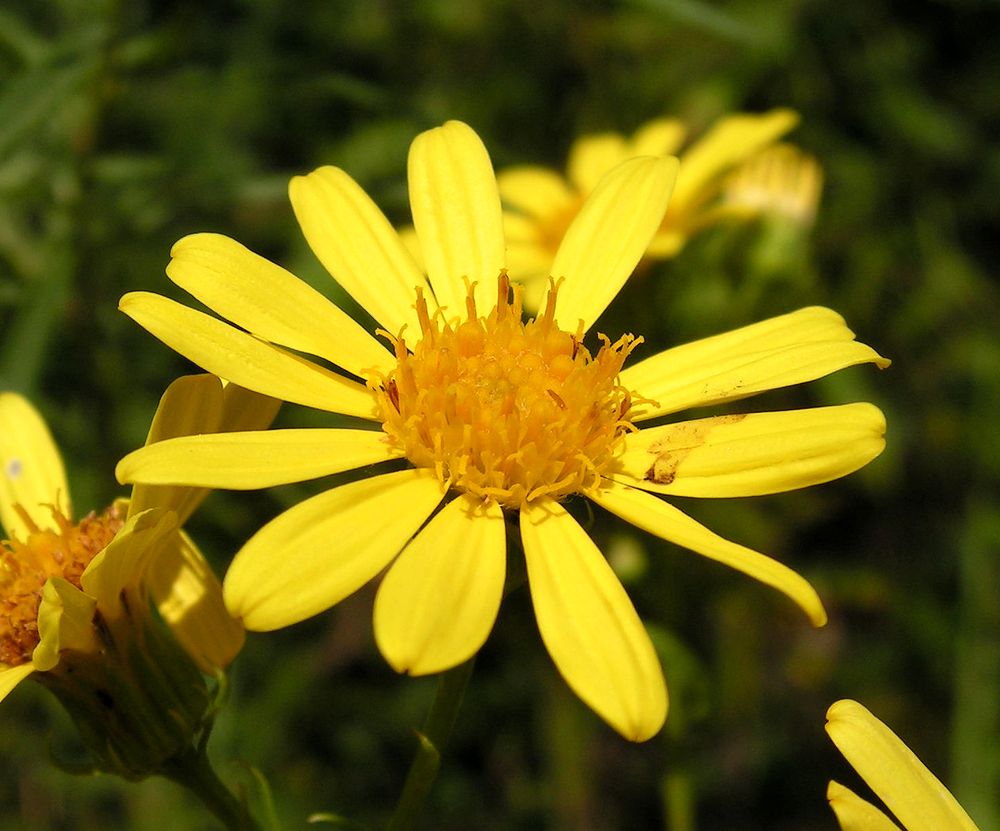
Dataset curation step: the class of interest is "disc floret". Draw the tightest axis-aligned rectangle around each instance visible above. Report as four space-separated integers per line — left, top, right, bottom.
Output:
372 274 641 509
0 504 124 666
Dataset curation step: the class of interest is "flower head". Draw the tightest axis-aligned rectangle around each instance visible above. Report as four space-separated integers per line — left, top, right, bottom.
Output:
117 120 888 741
0 377 278 776
826 699 980 831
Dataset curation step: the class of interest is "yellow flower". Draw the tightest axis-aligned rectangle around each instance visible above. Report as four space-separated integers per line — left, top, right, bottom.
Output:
826 699 980 831
0 376 276 705
116 120 888 741
721 142 823 228
499 109 803 305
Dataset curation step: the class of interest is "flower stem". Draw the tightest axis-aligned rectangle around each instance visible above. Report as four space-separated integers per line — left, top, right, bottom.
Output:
164 746 262 831
386 658 475 831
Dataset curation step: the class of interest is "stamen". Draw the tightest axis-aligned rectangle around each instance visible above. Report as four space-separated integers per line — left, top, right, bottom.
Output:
371 274 641 509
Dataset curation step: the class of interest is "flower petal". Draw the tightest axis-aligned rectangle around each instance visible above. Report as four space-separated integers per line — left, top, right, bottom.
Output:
147 531 244 672
408 120 505 318
129 375 283 525
567 132 629 193
289 166 433 335
118 428 403 490
826 700 981 831
0 663 35 703
119 292 376 419
218 380 283 433
552 155 679 333
591 480 827 626
128 374 224 525
224 469 446 631
520 499 667 741
621 307 891 421
827 781 903 831
32 576 99 671
374 494 505 675
629 118 687 157
168 233 393 377
614 403 886 497
497 166 577 220
80 508 179 621
668 109 799 217
0 392 71 539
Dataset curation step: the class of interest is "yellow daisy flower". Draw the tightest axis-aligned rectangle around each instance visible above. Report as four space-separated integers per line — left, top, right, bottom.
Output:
0 376 277 775
116 120 888 742
499 108 803 302
826 699 980 831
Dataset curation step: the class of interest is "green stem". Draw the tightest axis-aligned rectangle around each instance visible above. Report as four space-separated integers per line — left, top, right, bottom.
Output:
386 659 475 831
164 747 262 831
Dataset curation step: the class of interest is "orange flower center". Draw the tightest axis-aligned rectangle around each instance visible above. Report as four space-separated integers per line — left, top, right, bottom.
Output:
0 504 124 667
371 273 641 509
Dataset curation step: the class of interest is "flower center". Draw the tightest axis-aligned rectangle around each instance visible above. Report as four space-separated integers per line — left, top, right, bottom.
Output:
371 273 641 509
0 504 124 667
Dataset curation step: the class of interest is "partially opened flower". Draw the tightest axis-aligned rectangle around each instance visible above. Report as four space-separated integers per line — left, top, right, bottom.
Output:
722 142 823 228
499 109 802 305
826 699 980 831
117 119 888 741
0 377 277 777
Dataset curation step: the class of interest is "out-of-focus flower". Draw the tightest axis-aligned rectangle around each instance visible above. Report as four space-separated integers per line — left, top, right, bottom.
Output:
117 120 888 741
826 699 980 831
722 142 823 228
0 377 278 778
498 109 801 306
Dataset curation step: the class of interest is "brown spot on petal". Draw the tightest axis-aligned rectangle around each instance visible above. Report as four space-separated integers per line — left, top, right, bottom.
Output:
643 413 748 485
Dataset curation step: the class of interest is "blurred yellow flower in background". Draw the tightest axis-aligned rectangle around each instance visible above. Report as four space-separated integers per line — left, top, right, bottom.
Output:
117 120 888 741
498 109 808 306
0 377 277 776
826 699 980 831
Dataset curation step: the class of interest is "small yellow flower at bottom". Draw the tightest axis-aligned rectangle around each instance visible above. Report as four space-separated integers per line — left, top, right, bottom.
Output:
116 120 889 742
0 377 278 778
826 699 981 831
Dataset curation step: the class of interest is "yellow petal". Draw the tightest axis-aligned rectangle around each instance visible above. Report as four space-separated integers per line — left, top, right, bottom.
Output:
218 380 283 433
826 700 981 831
168 233 393 378
408 120 505 318
0 392 71 538
669 109 799 217
591 481 827 626
614 403 886 497
374 494 505 675
147 531 244 672
629 118 687 157
0 663 35 703
827 781 903 831
118 428 403 490
33 576 98 671
80 508 179 621
129 375 283 525
497 166 576 220
567 132 629 193
552 155 679 332
128 374 224 525
520 499 667 741
119 292 376 419
621 307 891 421
224 469 446 631
289 166 432 336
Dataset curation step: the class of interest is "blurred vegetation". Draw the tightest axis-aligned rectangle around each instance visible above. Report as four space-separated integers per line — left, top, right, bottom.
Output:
1 0 998 829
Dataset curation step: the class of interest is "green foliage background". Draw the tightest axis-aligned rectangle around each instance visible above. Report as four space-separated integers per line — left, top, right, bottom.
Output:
1 1 997 828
